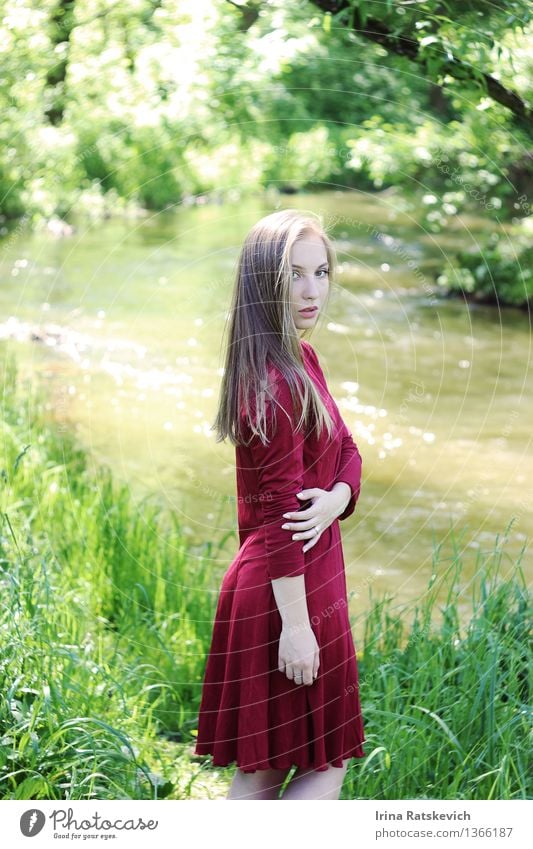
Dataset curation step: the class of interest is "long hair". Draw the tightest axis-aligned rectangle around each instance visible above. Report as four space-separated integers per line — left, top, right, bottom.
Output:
212 208 338 447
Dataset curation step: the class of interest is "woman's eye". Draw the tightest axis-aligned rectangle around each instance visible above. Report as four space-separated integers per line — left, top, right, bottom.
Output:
291 269 329 280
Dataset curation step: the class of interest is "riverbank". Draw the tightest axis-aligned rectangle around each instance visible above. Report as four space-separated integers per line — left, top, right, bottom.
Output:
3 186 531 310
0 348 530 800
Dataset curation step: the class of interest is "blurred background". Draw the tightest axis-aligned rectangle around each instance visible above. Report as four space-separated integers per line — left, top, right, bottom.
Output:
2 0 531 614
1 0 532 801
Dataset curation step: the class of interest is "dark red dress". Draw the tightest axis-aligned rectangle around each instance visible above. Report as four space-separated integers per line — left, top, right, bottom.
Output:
194 339 366 772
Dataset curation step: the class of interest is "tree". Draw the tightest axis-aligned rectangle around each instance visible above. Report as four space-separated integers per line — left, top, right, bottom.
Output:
307 0 533 140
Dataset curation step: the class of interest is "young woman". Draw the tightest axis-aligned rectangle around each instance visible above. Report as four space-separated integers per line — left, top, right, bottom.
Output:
194 208 366 800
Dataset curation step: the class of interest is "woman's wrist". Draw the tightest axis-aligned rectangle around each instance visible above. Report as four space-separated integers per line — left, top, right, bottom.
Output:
331 481 352 515
271 575 311 629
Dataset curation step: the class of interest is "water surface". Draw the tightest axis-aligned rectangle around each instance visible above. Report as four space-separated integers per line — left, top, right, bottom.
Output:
1 191 530 640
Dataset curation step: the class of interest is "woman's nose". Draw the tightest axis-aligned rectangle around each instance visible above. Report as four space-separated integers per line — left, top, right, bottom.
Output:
302 275 320 294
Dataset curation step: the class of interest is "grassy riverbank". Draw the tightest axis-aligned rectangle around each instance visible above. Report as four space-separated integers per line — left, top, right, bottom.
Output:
0 349 530 800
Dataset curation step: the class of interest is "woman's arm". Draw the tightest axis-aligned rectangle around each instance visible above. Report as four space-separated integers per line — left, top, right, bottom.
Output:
247 373 318 684
301 341 362 521
330 480 352 517
271 574 319 686
248 375 308 579
270 574 310 629
334 422 362 521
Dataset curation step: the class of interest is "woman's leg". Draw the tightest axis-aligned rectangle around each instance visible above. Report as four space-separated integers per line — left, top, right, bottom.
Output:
227 766 291 800
280 758 350 800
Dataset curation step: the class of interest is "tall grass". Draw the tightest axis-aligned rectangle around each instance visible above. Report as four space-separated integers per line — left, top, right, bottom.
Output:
1 347 531 800
341 523 531 799
0 350 223 799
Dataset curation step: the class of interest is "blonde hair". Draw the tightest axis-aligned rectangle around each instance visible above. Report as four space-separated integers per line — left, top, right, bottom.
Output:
212 208 337 447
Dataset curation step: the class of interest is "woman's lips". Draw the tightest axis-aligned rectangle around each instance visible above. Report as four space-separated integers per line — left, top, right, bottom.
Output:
299 307 318 314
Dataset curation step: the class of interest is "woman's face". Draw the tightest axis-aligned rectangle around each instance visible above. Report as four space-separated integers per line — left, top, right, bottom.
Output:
289 231 329 330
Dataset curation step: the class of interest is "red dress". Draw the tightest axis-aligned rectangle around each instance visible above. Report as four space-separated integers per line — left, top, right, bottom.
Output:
194 339 366 772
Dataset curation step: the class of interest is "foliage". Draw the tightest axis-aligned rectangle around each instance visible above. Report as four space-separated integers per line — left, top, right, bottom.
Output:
1 348 530 799
0 349 221 799
315 0 532 134
342 519 531 800
436 227 533 307
0 0 531 229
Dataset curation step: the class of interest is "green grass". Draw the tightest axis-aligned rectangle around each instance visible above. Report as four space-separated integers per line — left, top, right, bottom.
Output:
0 347 531 800
341 524 531 799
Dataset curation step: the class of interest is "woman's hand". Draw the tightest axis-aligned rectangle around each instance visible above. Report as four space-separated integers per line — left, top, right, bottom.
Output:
278 622 320 686
280 484 351 552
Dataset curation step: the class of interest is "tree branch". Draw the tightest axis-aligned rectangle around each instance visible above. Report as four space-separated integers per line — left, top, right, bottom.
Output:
309 0 533 139
226 0 261 32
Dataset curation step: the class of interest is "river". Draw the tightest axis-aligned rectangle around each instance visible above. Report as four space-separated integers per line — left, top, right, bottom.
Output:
1 190 531 638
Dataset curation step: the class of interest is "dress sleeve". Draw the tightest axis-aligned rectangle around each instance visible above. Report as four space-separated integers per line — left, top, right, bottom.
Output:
248 375 307 580
302 341 362 521
334 420 362 521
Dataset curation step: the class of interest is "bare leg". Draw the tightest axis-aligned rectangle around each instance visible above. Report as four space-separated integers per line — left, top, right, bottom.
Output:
227 766 291 800
280 758 350 800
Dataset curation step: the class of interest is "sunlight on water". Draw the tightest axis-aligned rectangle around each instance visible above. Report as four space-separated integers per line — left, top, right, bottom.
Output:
1 192 531 631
